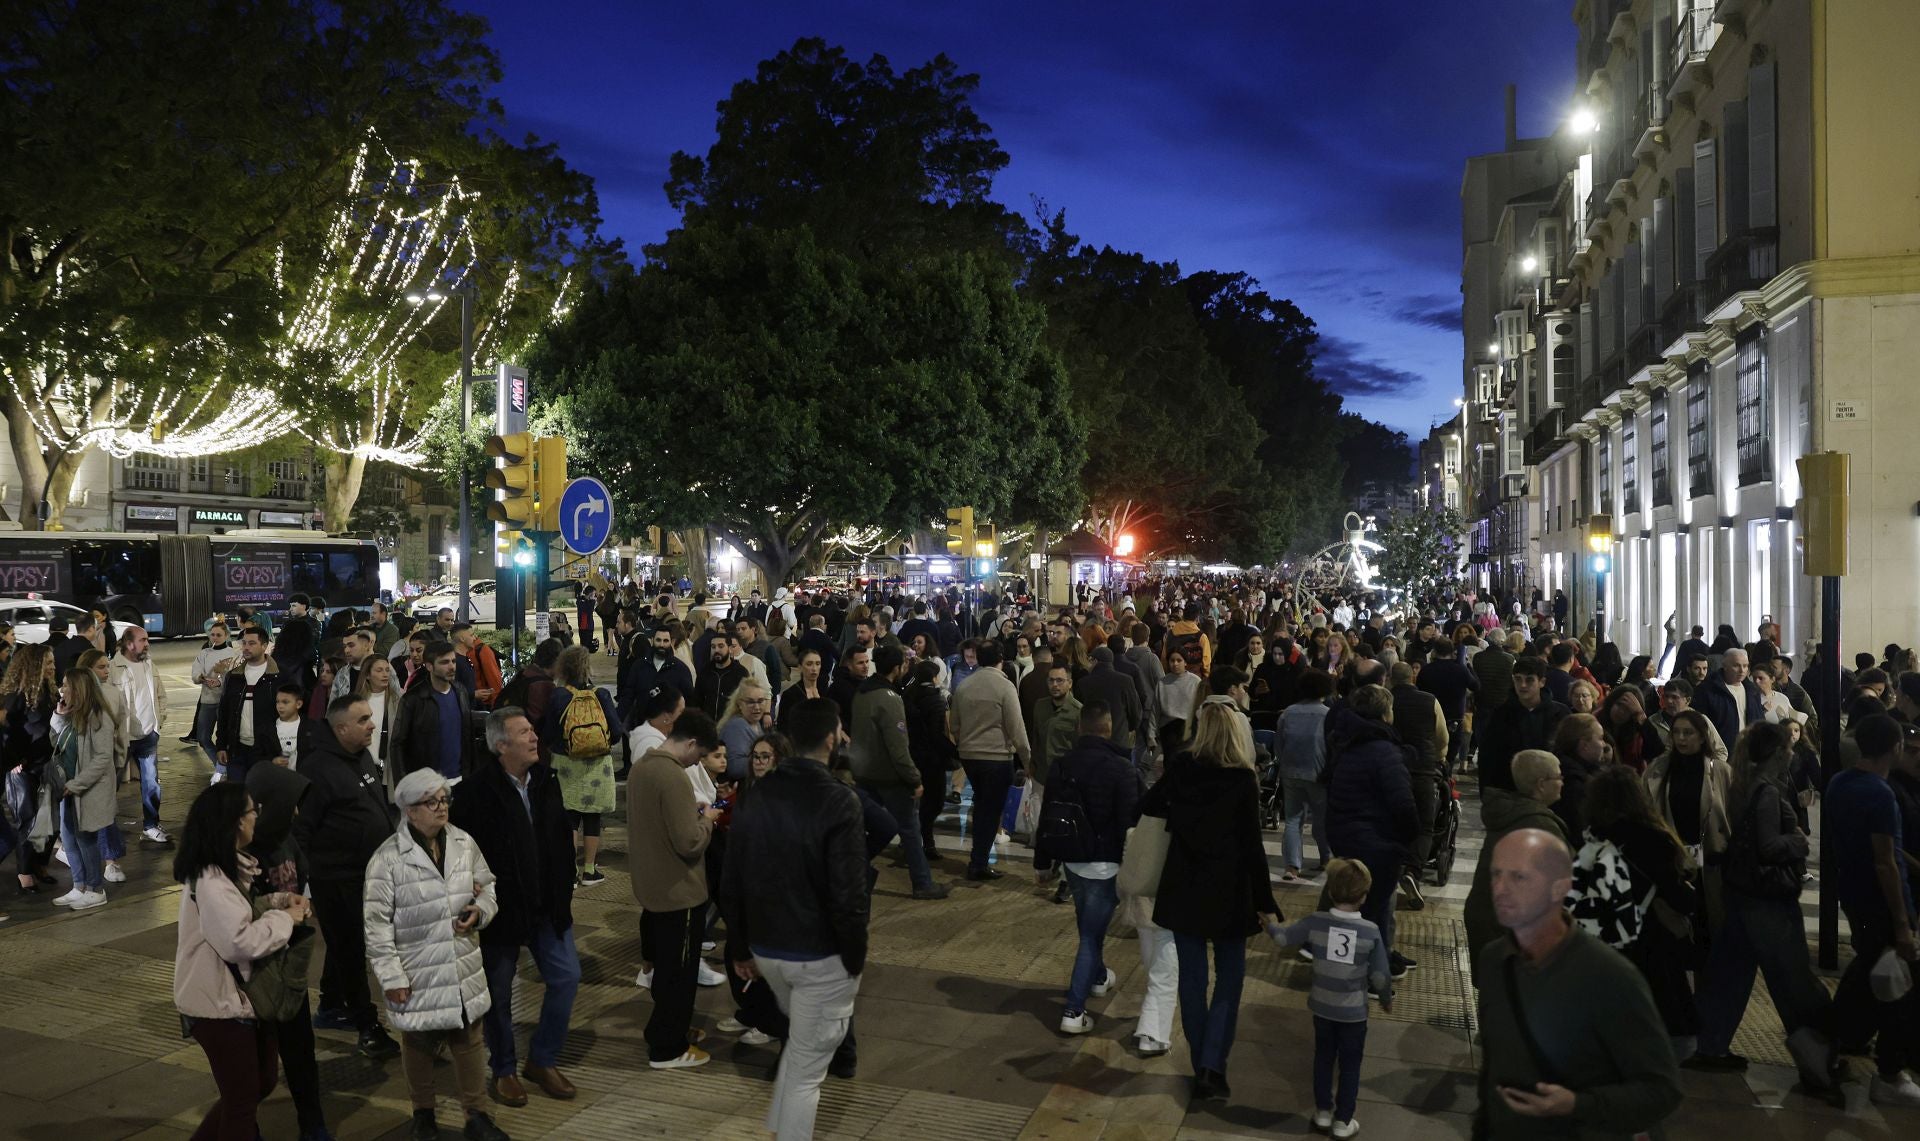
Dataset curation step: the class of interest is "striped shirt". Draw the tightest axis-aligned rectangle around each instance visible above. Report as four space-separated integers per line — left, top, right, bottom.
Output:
1270 908 1391 1023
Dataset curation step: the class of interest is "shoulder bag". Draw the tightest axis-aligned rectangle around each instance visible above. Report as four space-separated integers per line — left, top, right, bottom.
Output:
1117 813 1170 898
191 881 315 1023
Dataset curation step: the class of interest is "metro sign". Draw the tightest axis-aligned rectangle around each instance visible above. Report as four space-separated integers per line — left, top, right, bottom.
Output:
510 374 529 415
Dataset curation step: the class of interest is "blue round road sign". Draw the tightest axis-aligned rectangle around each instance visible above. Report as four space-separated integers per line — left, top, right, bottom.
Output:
557 477 614 555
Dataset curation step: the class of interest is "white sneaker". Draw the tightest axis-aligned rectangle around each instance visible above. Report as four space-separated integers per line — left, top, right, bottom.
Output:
739 1028 773 1046
1137 1036 1170 1056
1312 1109 1333 1130
69 889 107 910
1870 1072 1920 1107
701 940 717 952
1298 947 1314 962
648 1046 711 1070
52 844 68 866
1331 1119 1360 1139
209 772 224 785
142 826 170 844
634 968 653 988
697 962 726 987
716 1016 747 1033
995 830 1011 846
1059 1012 1093 1035
103 863 126 883
52 888 83 907
1090 967 1117 997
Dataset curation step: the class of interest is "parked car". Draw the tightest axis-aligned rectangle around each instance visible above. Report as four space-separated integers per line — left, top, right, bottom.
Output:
410 579 497 625
0 598 141 646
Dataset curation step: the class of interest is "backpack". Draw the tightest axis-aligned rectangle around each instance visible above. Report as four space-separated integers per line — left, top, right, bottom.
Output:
559 686 612 759
1035 755 1095 864
1566 832 1653 949
1168 628 1206 676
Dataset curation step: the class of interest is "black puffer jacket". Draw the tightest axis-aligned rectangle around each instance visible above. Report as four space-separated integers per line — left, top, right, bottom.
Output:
1324 706 1418 860
721 756 871 975
292 719 396 882
1037 735 1142 864
1144 752 1280 940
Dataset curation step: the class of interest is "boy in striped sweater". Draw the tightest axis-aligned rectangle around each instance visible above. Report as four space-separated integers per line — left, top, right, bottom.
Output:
1269 858 1392 1138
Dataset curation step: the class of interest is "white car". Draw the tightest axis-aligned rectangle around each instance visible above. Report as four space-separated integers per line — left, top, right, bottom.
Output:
0 598 143 646
411 579 497 625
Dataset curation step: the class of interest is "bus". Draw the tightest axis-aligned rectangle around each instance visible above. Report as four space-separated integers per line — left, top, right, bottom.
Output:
0 529 379 637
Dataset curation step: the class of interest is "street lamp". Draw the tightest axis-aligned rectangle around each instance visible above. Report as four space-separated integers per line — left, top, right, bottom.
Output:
1569 107 1599 135
1521 254 1539 273
1587 513 1613 641
406 280 478 622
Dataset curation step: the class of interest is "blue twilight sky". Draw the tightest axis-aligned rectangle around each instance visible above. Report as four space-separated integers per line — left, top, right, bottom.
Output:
462 0 1577 440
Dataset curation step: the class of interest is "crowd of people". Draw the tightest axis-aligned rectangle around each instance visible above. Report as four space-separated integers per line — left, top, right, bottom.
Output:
2 572 1915 1140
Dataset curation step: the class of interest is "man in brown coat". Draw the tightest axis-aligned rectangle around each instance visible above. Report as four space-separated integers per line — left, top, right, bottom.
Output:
626 710 723 1070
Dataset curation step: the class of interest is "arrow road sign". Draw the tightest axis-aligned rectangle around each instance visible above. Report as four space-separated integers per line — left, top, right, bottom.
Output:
557 476 614 555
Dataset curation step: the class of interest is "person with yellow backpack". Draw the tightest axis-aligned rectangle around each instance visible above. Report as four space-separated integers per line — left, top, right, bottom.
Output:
541 646 625 886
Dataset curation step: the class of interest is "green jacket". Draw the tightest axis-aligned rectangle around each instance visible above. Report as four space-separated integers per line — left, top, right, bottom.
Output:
849 676 918 791
1476 924 1682 1139
1028 692 1081 786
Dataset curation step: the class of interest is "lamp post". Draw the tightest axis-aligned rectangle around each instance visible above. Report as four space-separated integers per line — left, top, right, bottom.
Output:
406 280 478 622
1586 513 1613 642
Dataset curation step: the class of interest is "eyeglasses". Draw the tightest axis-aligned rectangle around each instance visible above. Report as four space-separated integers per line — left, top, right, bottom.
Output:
409 796 451 810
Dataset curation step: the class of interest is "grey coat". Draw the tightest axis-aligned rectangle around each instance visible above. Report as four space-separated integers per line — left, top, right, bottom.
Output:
54 709 119 832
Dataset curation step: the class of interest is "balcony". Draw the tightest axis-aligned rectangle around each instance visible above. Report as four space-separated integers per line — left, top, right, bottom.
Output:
1668 2 1720 108
1702 227 1780 313
1624 321 1662 378
1657 282 1701 354
1526 411 1569 467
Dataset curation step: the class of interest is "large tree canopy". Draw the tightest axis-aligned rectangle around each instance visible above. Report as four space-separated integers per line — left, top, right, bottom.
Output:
535 222 1080 587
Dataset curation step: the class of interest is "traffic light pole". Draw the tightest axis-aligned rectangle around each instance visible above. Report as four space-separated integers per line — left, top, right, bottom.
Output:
1816 573 1841 968
457 287 474 621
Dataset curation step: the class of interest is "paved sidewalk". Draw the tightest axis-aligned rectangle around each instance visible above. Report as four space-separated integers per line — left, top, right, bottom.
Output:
1 723 1913 1139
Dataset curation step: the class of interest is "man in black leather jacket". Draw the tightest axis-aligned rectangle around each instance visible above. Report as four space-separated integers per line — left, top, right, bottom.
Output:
722 698 870 1139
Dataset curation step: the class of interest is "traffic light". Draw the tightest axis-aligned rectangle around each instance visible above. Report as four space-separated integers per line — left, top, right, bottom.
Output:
1798 452 1849 576
945 506 974 558
532 435 568 532
973 523 996 559
485 432 536 528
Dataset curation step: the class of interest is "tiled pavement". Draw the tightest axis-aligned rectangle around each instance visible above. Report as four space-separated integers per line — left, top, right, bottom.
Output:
2 667 1914 1139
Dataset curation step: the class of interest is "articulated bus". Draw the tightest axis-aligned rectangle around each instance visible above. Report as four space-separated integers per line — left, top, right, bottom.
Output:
0 529 379 637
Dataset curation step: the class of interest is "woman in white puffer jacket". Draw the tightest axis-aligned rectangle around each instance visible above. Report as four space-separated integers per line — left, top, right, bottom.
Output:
363 768 508 1141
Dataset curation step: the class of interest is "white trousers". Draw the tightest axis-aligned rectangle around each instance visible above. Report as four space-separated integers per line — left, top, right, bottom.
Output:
1134 919 1180 1044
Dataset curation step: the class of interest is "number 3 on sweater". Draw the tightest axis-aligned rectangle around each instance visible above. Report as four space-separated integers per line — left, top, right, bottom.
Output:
1326 925 1357 965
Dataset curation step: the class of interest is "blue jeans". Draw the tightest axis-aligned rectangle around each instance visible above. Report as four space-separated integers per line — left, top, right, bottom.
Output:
1172 932 1247 1075
1282 776 1327 871
871 786 934 890
481 921 582 1074
1357 848 1399 959
59 799 103 890
193 702 221 772
961 759 1015 872
1695 890 1832 1057
1313 1015 1367 1122
1063 870 1120 1014
129 731 160 830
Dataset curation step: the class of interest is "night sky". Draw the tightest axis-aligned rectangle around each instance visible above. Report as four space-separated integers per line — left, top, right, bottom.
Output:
463 0 1576 441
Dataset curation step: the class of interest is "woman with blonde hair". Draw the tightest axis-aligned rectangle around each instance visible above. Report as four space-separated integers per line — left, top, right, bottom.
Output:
1140 696 1278 1103
540 645 624 886
73 649 130 880
718 679 773 780
2 643 60 894
1567 678 1600 715
355 656 408 791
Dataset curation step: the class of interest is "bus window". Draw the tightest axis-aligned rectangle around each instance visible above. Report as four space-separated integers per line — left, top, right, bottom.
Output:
326 550 377 606
71 541 162 620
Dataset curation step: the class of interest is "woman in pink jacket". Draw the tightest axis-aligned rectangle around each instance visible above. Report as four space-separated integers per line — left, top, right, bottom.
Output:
172 782 311 1140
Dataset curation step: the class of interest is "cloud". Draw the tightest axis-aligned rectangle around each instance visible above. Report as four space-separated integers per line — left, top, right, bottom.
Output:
1395 295 1459 331
1313 336 1431 398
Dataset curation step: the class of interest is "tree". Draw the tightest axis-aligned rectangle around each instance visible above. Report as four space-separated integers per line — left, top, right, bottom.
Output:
536 222 1079 589
1336 413 1414 499
1375 506 1468 603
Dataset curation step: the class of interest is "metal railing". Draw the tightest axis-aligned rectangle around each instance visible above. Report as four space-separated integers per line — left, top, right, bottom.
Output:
1703 227 1780 312
1672 1 1720 82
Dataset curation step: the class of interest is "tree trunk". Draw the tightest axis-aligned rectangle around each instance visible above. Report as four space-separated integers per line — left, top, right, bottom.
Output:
2 396 51 529
677 528 711 596
322 451 368 535
43 447 82 530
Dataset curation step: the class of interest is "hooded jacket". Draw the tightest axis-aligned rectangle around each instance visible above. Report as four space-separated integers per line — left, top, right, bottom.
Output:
1037 735 1141 865
1464 785 1567 977
245 761 313 897
1144 754 1280 940
293 718 397 881
1323 708 1419 859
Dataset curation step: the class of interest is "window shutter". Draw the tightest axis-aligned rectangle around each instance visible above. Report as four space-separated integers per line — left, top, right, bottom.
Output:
1749 62 1777 228
1652 18 1673 121
1674 167 1697 286
1723 100 1750 237
1579 302 1596 383
1652 196 1675 313
1622 237 1644 335
1693 139 1717 279
1597 265 1617 361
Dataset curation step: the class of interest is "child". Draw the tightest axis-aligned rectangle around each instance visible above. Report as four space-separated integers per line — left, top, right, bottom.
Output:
1268 858 1391 1138
274 681 305 770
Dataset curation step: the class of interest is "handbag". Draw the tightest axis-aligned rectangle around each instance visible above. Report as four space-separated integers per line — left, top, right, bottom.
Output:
1721 784 1803 901
191 882 315 1023
1117 813 1170 898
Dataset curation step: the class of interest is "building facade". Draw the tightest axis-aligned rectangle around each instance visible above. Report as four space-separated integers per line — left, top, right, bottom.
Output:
1464 0 1920 662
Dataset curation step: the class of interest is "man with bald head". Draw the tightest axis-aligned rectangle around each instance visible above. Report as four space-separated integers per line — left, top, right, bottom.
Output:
1475 829 1681 1139
1694 647 1764 751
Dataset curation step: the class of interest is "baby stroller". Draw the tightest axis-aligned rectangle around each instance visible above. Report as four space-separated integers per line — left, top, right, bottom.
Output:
1254 729 1283 830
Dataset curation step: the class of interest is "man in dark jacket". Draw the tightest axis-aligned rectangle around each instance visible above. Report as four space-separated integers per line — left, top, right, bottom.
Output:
52 611 96 679
389 641 476 779
215 624 282 785
1039 702 1142 1034
454 707 582 1107
1477 658 1568 792
617 625 695 725
797 614 840 685
848 645 947 899
1075 646 1143 750
1416 642 1479 769
1389 663 1448 906
691 635 747 720
1692 647 1765 755
294 696 400 1058
724 697 871 1138
1325 688 1420 977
